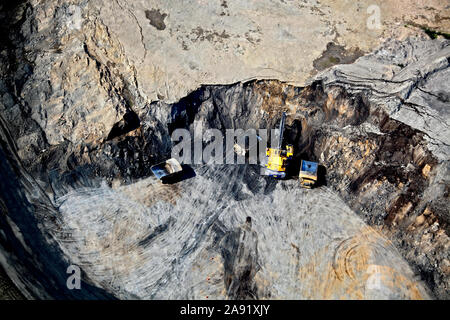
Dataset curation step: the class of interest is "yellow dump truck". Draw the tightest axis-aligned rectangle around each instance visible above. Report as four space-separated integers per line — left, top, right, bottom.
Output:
299 160 318 188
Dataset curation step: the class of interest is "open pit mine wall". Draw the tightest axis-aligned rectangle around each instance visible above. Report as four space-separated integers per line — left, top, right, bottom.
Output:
0 113 117 299
0 1 449 299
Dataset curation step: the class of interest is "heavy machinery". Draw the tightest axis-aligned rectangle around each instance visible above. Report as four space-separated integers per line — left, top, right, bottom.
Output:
299 160 318 188
264 112 293 178
151 158 183 183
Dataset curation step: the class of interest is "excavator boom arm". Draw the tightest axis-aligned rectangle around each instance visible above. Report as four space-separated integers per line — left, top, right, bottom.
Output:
278 112 286 149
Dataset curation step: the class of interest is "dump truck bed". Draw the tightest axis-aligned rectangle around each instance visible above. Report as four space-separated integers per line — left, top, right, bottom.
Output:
151 158 183 180
299 160 318 188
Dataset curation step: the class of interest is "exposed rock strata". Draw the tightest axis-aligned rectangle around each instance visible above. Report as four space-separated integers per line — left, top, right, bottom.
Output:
0 0 448 299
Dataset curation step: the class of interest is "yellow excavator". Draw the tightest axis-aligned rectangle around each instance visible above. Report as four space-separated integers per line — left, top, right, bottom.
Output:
264 112 293 179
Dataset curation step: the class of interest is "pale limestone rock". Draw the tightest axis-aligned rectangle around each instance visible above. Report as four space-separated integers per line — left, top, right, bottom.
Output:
92 0 449 103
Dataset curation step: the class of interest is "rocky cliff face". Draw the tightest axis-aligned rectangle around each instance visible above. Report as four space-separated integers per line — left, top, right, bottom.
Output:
0 0 448 299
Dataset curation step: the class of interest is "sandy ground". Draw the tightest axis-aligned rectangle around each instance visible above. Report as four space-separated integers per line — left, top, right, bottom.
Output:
53 162 431 299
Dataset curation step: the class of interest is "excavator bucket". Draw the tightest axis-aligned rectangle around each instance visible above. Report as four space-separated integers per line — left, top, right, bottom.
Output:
264 168 287 179
151 158 183 182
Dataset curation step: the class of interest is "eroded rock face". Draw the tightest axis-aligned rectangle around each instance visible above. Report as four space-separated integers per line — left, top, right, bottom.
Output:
310 38 450 298
314 37 450 161
20 4 142 147
94 0 450 103
0 0 449 300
